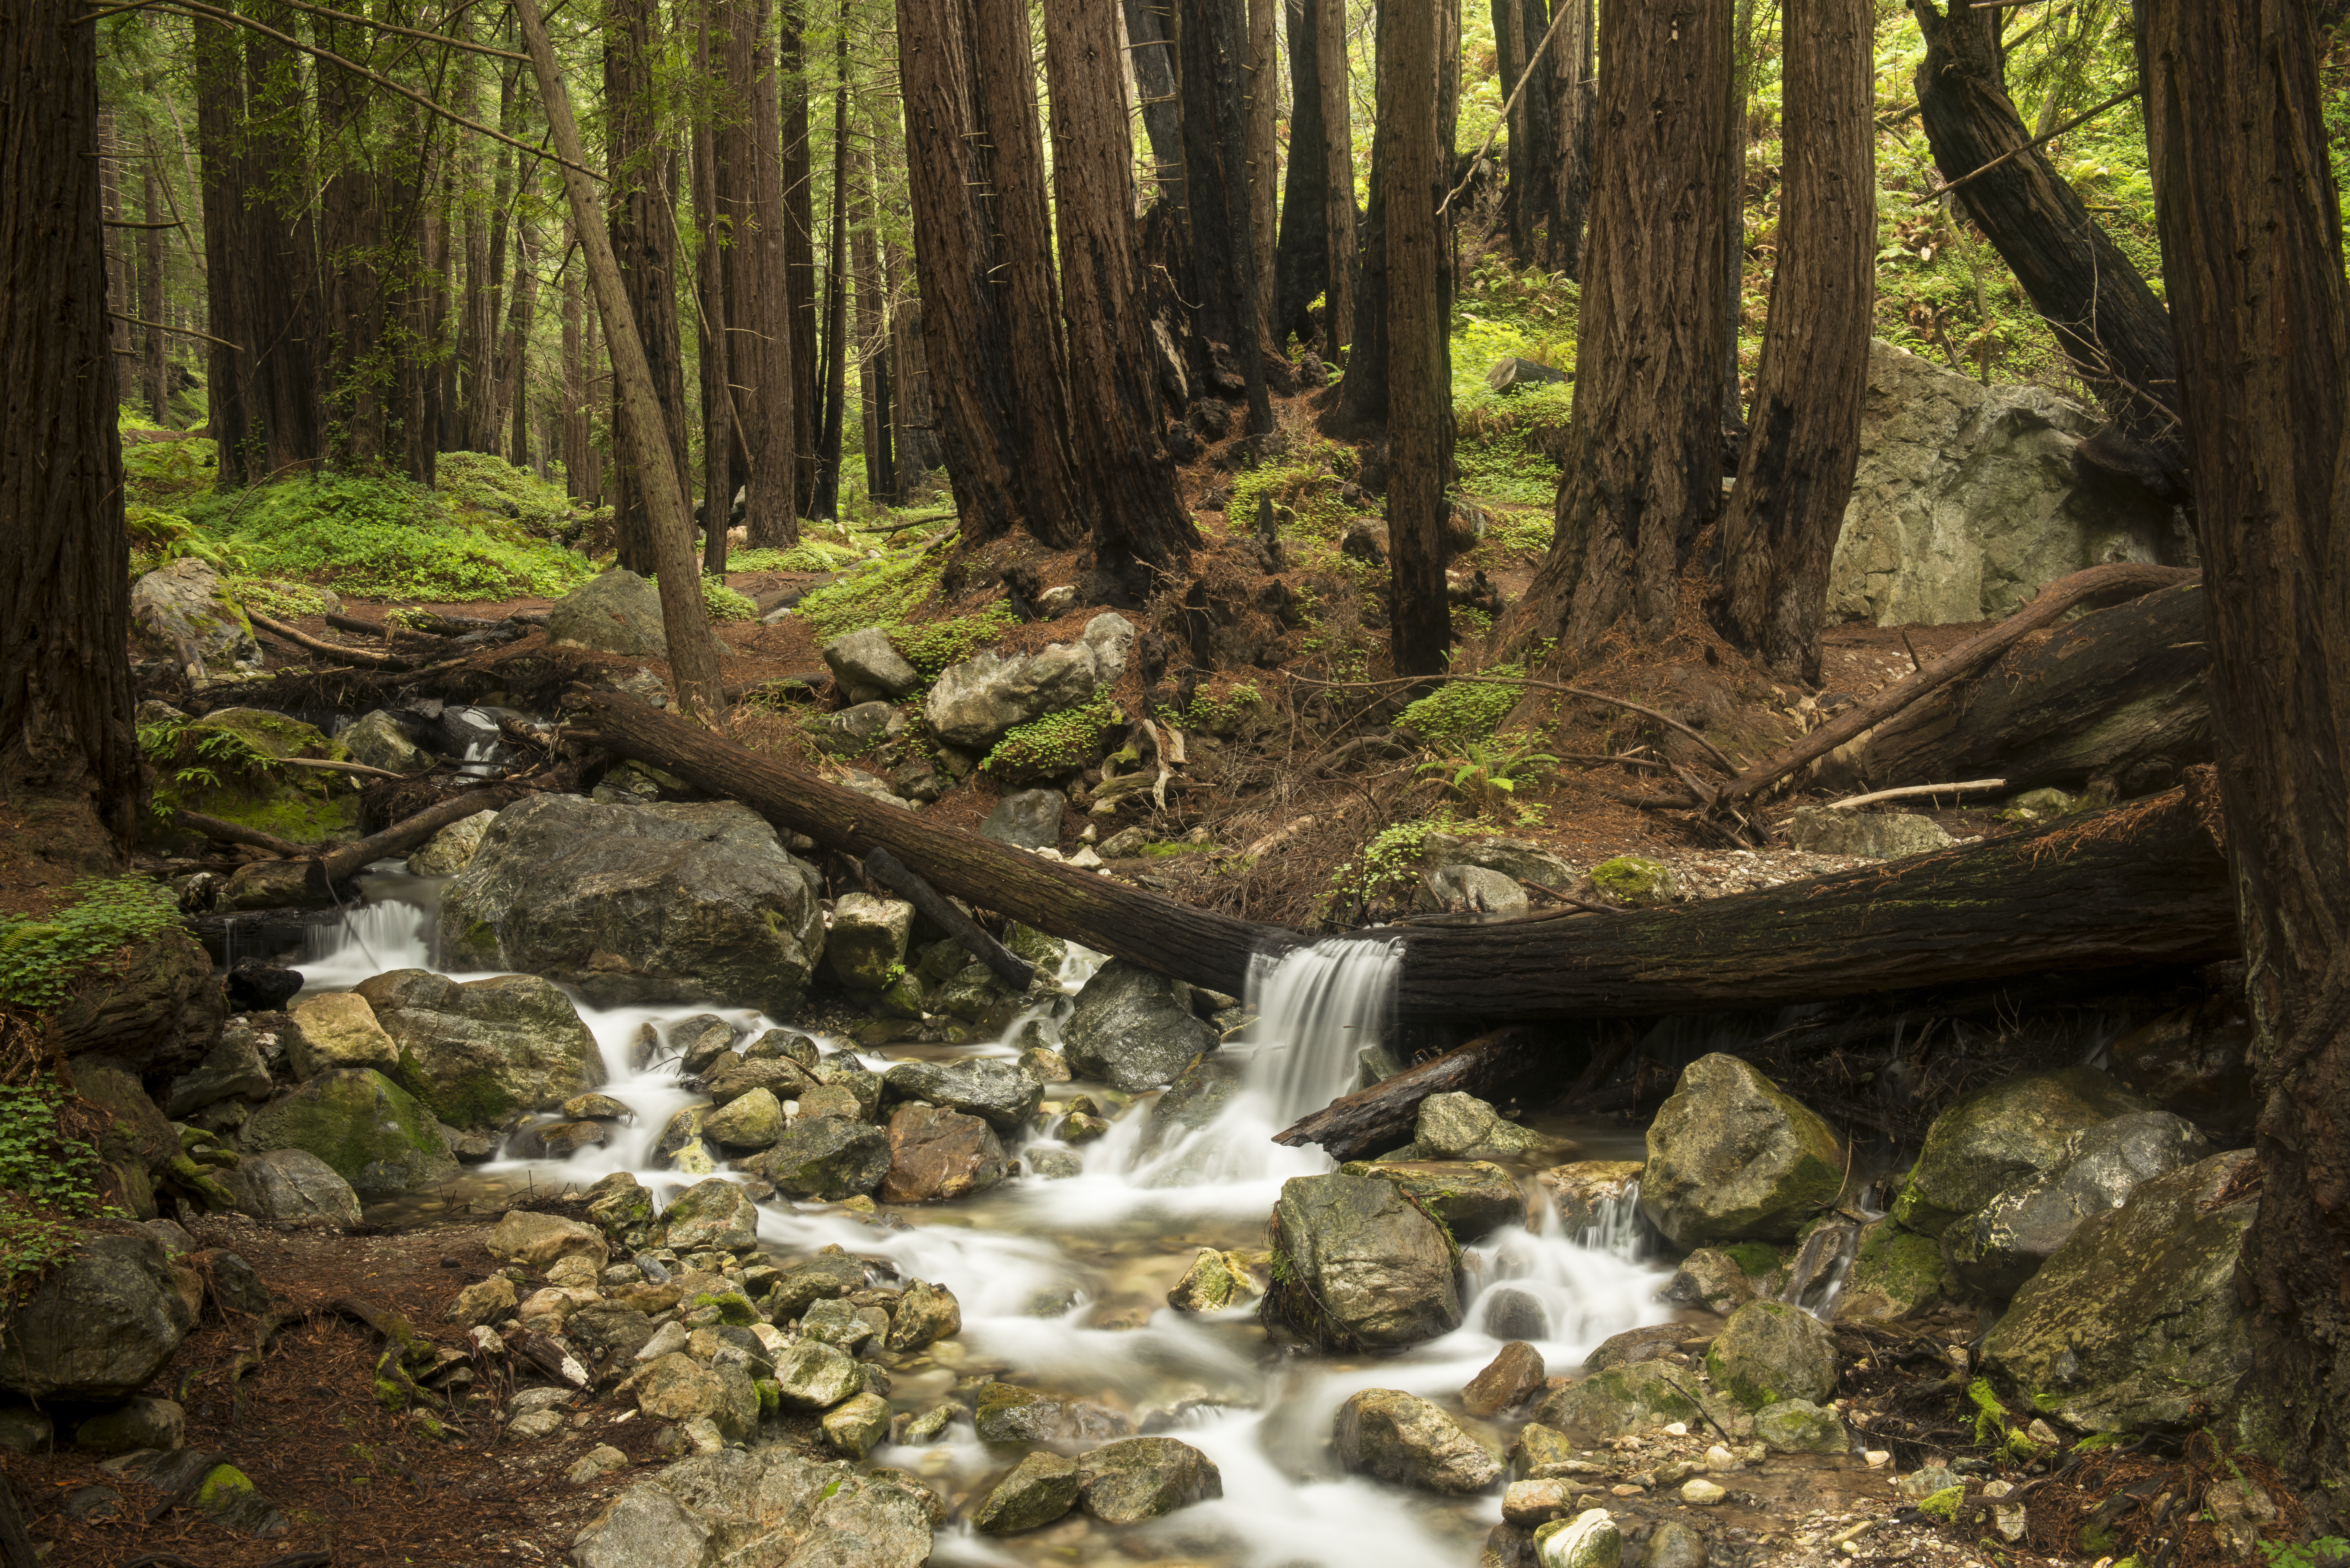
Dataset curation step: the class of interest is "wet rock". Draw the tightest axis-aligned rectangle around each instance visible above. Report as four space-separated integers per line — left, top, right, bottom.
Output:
1642 1521 1707 1568
579 1448 935 1568
1418 864 1530 915
74 1396 186 1454
879 1104 1006 1203
0 1235 194 1400
1679 1478 1727 1507
1661 1247 1766 1315
1414 1094 1544 1161
242 1068 458 1198
885 1278 962 1351
764 1251 869 1318
828 893 916 991
973 1383 1067 1443
1640 1055 1846 1248
808 1056 885 1119
1787 808 1954 859
972 1449 1081 1533
131 558 263 674
229 1147 363 1226
882 1058 1042 1132
1074 1435 1222 1524
1892 1065 2152 1238
1266 1171 1461 1349
978 788 1066 849
1026 1147 1085 1180
1753 1398 1847 1454
1504 1478 1576 1527
1139 1053 1244 1160
488 1211 610 1271
342 710 432 775
800 1297 874 1349
923 612 1135 749
1982 1149 2258 1432
822 628 921 702
1507 1423 1578 1480
770 1338 865 1410
515 1119 606 1159
439 795 825 1019
1833 1222 1945 1323
1059 960 1218 1091
286 992 399 1079
1463 1341 1547 1417
1534 1362 1704 1444
747 1116 892 1201
406 808 498 876
1166 1247 1260 1312
1536 1508 1623 1568
628 1353 758 1443
823 1390 893 1457
353 969 605 1129
704 1057 820 1106
1589 856 1681 907
669 1015 740 1074
1947 1110 2210 1299
658 1178 761 1252
1706 1301 1839 1409
546 567 667 656
702 1088 786 1150
1536 1161 1647 1236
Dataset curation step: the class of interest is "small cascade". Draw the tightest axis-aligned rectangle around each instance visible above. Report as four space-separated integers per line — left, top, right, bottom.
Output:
1778 1216 1861 1319
1239 936 1404 1125
295 871 444 991
1456 1182 1669 1353
1570 1176 1650 1262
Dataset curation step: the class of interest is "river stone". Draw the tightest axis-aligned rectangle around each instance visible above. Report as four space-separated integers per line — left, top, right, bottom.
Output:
703 1089 786 1151
1060 960 1218 1091
1891 1066 2153 1238
445 1274 518 1328
1464 1341 1547 1418
1707 1301 1839 1409
764 1251 869 1318
828 893 915 991
1643 1520 1708 1568
1418 863 1530 915
130 558 263 675
1538 1162 1648 1238
1267 1171 1461 1350
882 1058 1042 1132
972 1450 1081 1533
0 1409 51 1455
878 1104 1005 1203
1589 856 1681 907
1534 1362 1705 1444
1342 1159 1525 1240
1981 1149 2258 1432
704 1058 819 1106
977 788 1066 850
488 1210 608 1271
659 1178 761 1252
1946 1110 2210 1299
822 1390 892 1458
285 992 399 1080
1754 1398 1848 1454
922 613 1135 748
1334 1388 1500 1493
1075 1436 1222 1524
822 627 920 701
439 795 826 1019
1538 1509 1623 1568
230 1147 362 1226
631 1353 758 1442
1786 808 1954 859
1641 1055 1845 1247
808 1056 885 1116
577 1444 934 1568
1415 1093 1544 1161
343 710 431 775
669 1015 740 1074
242 1068 457 1198
546 567 666 656
162 1027 274 1118
1139 1053 1244 1161
771 1338 864 1410
1833 1220 1947 1323
76 1397 187 1455
0 1235 195 1400
749 1117 891 1201
354 969 605 1128
1166 1247 1260 1312
406 809 497 876
1587 1325 1696 1377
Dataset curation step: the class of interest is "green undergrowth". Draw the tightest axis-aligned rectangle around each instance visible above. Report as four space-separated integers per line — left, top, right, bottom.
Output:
435 450 577 537
0 1077 119 1314
1395 663 1529 752
1316 814 1493 924
648 572 760 622
892 603 1018 680
983 695 1122 781
794 548 943 643
1226 440 1359 539
730 539 864 574
0 878 185 1013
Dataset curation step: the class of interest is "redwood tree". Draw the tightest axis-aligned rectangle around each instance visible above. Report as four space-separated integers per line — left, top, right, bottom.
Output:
1385 0 1452 675
726 0 799 546
606 0 692 574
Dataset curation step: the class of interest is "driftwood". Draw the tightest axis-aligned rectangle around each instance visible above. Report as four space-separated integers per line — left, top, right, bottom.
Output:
247 610 409 669
1274 1025 1562 1159
579 692 2240 1019
318 785 527 885
861 846 1034 991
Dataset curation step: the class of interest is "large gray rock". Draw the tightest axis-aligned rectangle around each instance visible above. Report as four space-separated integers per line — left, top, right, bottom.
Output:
342 710 432 775
242 1068 459 1198
286 992 398 1079
163 1028 274 1118
230 1148 363 1226
1059 960 1218 1091
977 788 1065 849
571 1447 931 1568
1333 1388 1502 1493
822 627 920 702
1533 1362 1705 1444
130 558 263 675
972 1450 1081 1534
1705 1300 1839 1410
1786 808 1954 859
747 1117 892 1201
1892 1066 2151 1238
1947 1110 2211 1298
1641 1054 1846 1248
1827 338 2185 627
1341 1160 1525 1241
0 1235 195 1399
406 808 497 876
1982 1150 2257 1433
826 893 914 991
881 1058 1041 1132
1419 831 1576 888
1267 1171 1461 1350
1138 1053 1243 1161
353 969 605 1128
546 567 667 656
1074 1437 1222 1524
658 1178 761 1252
922 612 1135 748
1415 1092 1543 1160
1417 864 1529 915
438 795 825 1019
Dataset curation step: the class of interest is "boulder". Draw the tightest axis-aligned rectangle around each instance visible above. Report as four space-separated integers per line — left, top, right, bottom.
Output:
1753 1398 1848 1455
1644 1523 1708 1568
1333 1389 1501 1494
1786 808 1954 859
826 893 914 991
1074 1436 1222 1524
1589 856 1681 907
1463 1341 1547 1418
1534 1363 1705 1443
286 992 399 1079
546 568 667 656
0 1409 51 1455
668 1015 741 1074
1946 1110 2210 1299
1539 1509 1624 1568
0 1235 195 1399
342 710 432 776
878 1104 1005 1203
1059 960 1218 1091
1706 1300 1839 1410
147 708 363 851
75 1397 187 1455
1640 1055 1845 1248
1165 1248 1260 1312
702 1088 786 1150
1833 1221 1946 1323
1265 1171 1461 1349
1485 357 1570 393
658 1179 761 1252
488 1210 610 1270
818 701 907 756
230 1147 363 1226
881 1058 1041 1132
770 1339 864 1410
1420 832 1577 889
822 628 921 702
130 558 262 675
438 795 825 1019
972 1450 1081 1533
884 1278 961 1351
704 1058 817 1107
51 927 224 1076
822 1390 892 1457
747 1117 891 1201
1536 1162 1647 1238
977 788 1066 849
446 1275 519 1328
1414 1093 1544 1161
1138 1053 1243 1161
1342 1159 1525 1240
1981 1150 2258 1432
162 1028 273 1119
628 1354 757 1443
1418 864 1529 915
1891 1066 2152 1238
352 969 605 1127
242 1068 457 1198
406 809 498 876
922 612 1135 748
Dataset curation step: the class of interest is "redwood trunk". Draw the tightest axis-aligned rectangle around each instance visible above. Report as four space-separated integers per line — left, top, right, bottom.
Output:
1272 0 1330 347
851 145 894 504
605 0 692 575
1544 0 1592 274
693 0 733 570
1317 0 1356 351
782 7 820 518
810 20 851 522
1179 0 1273 433
141 163 171 427
732 0 799 547
1386 0 1452 675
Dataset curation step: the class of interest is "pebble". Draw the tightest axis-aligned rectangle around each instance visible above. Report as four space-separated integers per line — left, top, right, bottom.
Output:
1864 1450 1891 1468
1681 1479 1727 1506
566 1444 628 1484
1705 1444 1738 1472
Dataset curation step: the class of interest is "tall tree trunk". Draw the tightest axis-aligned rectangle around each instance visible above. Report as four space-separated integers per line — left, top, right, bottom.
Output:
732 0 799 546
1125 0 1183 197
1246 0 1279 329
1544 0 1592 275
1500 0 1557 261
2 0 140 873
397 118 448 486
562 240 590 500
1317 0 1355 351
579 286 604 504
454 33 494 452
100 109 132 377
1329 0 1390 430
518 0 727 715
810 15 852 521
888 263 946 488
317 12 384 468
782 5 820 517
1386 0 1452 675
194 16 254 482
1272 0 1329 347
693 0 733 569
1913 0 2185 495
503 218 538 471
1717 0 1873 682
1045 0 1201 570
2135 0 2350 1491
1719 0 1757 459
605 0 692 574
1179 0 1273 433
1497 0 1733 655
142 163 172 427
852 144 894 504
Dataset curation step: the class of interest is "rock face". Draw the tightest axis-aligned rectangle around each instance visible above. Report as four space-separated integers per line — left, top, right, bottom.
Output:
130 558 263 675
1982 1149 2258 1432
242 1068 458 1198
1706 1301 1839 1409
1074 1437 1222 1524
1827 338 2184 627
1947 1110 2211 1298
571 1447 932 1568
230 1148 363 1226
1267 1171 1461 1349
1059 960 1218 1091
748 1117 892 1201
546 568 667 656
922 612 1135 748
1892 1066 2151 1238
878 1104 1005 1203
822 628 920 702
826 893 914 991
977 788 1066 849
881 1058 1040 1132
0 1235 195 1399
353 969 605 1128
1786 808 1954 859
1333 1388 1501 1493
439 795 825 1019
286 992 399 1079
1341 1160 1525 1241
1415 1093 1544 1161
1534 1362 1704 1444
1418 864 1529 916
406 808 497 876
1641 1055 1845 1248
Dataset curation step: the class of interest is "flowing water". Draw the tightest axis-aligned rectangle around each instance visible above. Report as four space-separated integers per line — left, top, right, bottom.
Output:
303 869 1679 1568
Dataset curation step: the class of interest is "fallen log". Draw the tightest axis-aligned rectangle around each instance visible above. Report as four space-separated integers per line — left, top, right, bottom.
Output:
318 784 528 886
247 610 411 669
1274 1024 1567 1159
861 846 1034 991
174 807 307 858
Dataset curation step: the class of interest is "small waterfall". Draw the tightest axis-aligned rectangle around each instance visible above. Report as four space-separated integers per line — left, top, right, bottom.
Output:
1778 1217 1861 1319
1239 936 1405 1125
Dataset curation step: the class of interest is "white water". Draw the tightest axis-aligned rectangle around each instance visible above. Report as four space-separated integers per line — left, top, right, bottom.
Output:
301 872 1674 1568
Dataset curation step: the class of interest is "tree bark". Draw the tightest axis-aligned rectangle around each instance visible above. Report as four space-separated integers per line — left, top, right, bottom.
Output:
140 163 172 427
561 234 590 500
810 17 851 521
2135 0 2350 1488
1178 0 1273 433
1386 0 1452 676
2 0 140 873
693 0 734 570
1246 0 1279 329
731 0 799 547
1717 0 1874 683
781 5 821 519
886 250 946 487
517 0 727 716
851 144 894 504
1124 0 1184 194
1317 0 1356 351
604 0 692 575
1328 0 1391 429
1496 0 1734 656
502 214 539 471
1277 1025 1563 1158
1543 0 1592 274
1271 0 1329 347
1499 0 1557 262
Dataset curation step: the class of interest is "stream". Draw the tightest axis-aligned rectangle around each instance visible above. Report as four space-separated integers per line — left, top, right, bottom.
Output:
293 864 1680 1568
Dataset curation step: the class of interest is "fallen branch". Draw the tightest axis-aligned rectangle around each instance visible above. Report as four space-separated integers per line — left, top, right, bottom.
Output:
1276 1025 1568 1158
174 807 307 858
277 755 406 781
860 846 1034 991
1820 779 2008 812
319 785 529 885
1299 673 1742 776
247 610 409 669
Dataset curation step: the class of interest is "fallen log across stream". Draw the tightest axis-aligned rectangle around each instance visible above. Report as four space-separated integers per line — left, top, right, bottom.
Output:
576 692 2241 1020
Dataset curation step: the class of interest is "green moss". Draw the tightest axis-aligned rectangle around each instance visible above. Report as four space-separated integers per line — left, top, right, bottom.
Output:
1968 1377 2041 1461
982 696 1123 782
0 879 184 1012
1395 665 1528 752
891 603 1018 678
1722 1242 1783 1278
690 1289 761 1326
396 1056 518 1132
197 1464 255 1505
1590 856 1680 907
1918 1484 1966 1522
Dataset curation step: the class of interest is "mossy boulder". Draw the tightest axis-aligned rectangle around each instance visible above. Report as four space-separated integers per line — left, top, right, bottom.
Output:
657 1177 761 1252
242 1068 458 1198
1073 1436 1221 1524
1945 1110 2210 1300
971 1450 1081 1534
1833 1219 1947 1323
1060 959 1217 1091
1640 1054 1845 1247
148 707 364 851
1332 1388 1502 1494
546 567 666 656
1265 1171 1460 1350
131 558 263 675
1891 1066 2152 1238
1414 1092 1544 1161
1589 856 1681 907
1533 1361 1704 1444
354 969 605 1129
1341 1159 1525 1241
827 893 914 991
1754 1398 1849 1454
746 1116 891 1201
1707 1300 1839 1409
0 1234 195 1400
